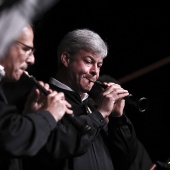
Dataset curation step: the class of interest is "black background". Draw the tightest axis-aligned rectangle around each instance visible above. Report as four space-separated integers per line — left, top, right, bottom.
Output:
27 0 170 163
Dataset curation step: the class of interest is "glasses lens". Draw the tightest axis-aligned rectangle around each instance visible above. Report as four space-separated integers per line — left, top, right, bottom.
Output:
16 41 35 56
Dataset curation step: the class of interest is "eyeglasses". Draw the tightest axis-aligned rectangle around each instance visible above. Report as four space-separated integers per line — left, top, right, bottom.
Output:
15 41 35 56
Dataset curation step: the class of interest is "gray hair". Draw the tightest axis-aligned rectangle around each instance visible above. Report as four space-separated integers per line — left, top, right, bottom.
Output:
57 28 108 67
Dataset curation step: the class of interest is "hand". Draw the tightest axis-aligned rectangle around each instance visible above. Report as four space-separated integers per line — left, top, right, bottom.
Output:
97 82 129 118
23 81 73 122
22 81 51 114
43 91 73 122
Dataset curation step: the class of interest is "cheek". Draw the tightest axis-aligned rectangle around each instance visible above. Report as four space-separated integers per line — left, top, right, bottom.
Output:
12 55 24 67
8 48 25 64
10 55 25 74
71 62 87 74
15 55 27 69
79 66 88 73
79 63 91 73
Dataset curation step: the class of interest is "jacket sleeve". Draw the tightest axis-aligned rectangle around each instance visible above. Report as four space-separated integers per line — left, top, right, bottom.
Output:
43 109 137 170
44 110 107 159
0 101 57 156
106 114 138 170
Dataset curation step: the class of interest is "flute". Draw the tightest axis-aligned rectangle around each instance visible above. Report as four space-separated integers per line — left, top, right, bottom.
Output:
23 71 92 134
94 80 149 112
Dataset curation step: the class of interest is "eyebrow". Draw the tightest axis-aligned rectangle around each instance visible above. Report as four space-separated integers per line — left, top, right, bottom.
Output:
86 56 103 64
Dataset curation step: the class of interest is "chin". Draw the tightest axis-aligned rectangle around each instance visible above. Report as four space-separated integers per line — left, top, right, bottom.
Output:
80 83 93 93
84 87 92 93
13 73 21 81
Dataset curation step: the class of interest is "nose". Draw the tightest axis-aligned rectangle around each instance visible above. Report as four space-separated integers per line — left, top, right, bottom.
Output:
90 64 99 76
27 54 35 65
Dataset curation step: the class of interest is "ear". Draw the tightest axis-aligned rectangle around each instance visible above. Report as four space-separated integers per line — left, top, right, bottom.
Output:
61 52 70 67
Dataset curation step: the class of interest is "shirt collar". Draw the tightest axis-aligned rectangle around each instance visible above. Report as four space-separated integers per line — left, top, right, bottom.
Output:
49 77 89 101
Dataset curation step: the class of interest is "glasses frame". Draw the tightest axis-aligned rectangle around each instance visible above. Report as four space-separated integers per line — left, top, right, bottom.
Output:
15 40 35 56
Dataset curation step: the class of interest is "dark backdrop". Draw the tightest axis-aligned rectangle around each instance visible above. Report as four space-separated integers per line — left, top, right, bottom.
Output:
12 0 170 163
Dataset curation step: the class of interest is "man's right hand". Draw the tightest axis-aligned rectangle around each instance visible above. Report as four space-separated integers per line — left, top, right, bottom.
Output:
44 91 73 122
97 82 129 118
23 81 73 122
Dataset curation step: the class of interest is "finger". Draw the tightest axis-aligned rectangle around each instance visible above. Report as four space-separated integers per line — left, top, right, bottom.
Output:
118 92 129 99
48 91 58 97
38 81 45 86
108 85 128 94
29 86 39 99
55 92 65 100
65 108 73 114
116 88 129 94
64 100 72 108
106 82 116 86
102 85 115 95
44 83 50 90
38 81 50 91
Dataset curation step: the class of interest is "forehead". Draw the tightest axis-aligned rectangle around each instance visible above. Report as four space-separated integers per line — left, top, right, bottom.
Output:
17 26 34 45
76 49 104 62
